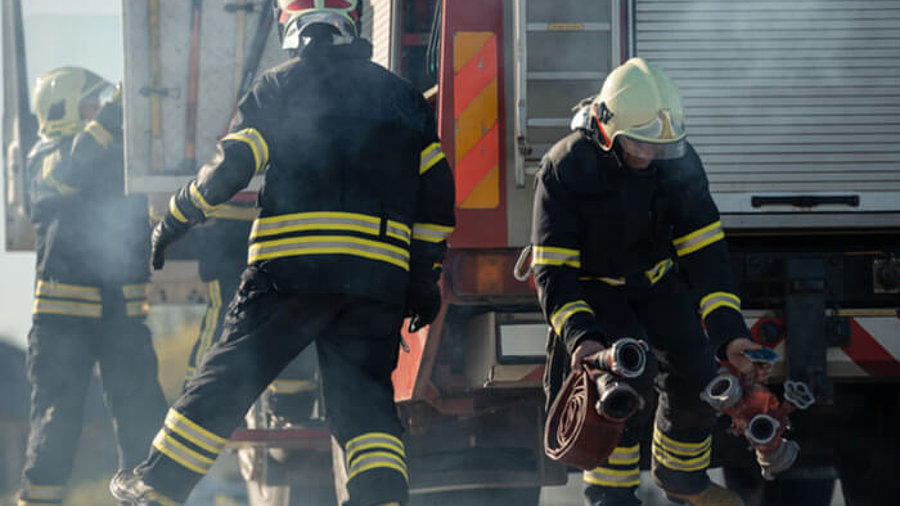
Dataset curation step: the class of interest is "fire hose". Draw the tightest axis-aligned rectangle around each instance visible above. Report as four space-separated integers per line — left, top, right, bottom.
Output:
701 370 815 480
544 338 648 470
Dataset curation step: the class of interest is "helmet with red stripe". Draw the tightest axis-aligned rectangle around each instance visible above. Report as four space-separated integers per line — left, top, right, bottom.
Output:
274 0 359 52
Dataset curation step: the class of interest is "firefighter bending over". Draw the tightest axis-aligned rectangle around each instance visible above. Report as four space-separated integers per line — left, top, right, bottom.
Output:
110 2 455 505
18 67 168 506
533 58 769 506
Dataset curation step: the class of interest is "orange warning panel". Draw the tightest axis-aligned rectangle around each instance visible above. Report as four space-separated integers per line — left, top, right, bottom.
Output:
453 31 500 210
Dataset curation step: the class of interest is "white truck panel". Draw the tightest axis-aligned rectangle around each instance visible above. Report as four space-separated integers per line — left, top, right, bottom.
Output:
634 0 900 220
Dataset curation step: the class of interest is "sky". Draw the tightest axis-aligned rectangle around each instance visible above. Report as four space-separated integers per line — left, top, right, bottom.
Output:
1 1 123 348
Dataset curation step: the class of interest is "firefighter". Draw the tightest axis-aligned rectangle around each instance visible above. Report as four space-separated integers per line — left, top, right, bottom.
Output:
185 209 322 423
110 1 455 505
18 67 168 506
534 58 769 506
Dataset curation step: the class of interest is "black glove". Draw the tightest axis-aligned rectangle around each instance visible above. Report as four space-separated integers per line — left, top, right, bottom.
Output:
405 280 441 332
150 216 191 270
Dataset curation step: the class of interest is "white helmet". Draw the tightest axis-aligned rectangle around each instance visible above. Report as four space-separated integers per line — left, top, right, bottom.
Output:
275 0 358 52
589 58 686 160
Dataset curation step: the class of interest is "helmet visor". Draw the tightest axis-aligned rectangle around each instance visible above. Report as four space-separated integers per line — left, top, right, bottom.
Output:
621 108 686 160
95 82 117 105
619 135 686 162
282 11 356 50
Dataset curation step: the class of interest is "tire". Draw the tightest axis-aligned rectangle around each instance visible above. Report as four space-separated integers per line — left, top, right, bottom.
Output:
409 486 540 506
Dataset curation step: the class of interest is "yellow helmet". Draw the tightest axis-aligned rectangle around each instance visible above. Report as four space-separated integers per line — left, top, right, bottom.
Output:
33 67 111 140
275 0 358 51
590 58 686 159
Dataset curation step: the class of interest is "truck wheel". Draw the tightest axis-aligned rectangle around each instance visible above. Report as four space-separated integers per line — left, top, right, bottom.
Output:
409 486 540 506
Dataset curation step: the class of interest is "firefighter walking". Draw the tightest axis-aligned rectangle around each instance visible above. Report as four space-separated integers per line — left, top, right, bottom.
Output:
18 67 168 506
533 58 769 506
111 2 455 505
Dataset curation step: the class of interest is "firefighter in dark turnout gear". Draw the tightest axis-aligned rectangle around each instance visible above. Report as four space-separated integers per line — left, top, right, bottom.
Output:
534 58 768 506
19 67 167 506
111 2 455 505
185 206 323 424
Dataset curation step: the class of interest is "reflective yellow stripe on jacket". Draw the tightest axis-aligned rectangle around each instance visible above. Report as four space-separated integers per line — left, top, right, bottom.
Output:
673 220 724 257
222 127 269 176
419 142 445 175
248 211 413 270
699 291 741 319
532 245 581 269
550 300 594 334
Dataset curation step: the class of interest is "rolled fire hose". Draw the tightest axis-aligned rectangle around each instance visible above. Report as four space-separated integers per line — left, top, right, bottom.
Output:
544 369 626 470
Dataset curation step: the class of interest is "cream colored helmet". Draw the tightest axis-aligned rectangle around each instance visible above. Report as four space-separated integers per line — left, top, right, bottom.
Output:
33 67 111 140
590 57 686 159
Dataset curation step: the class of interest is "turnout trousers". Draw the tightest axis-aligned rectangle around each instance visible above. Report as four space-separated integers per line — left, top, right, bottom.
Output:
544 273 719 506
20 298 166 505
136 267 408 506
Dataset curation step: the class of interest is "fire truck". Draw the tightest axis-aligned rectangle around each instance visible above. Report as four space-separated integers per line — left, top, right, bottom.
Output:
4 1 899 505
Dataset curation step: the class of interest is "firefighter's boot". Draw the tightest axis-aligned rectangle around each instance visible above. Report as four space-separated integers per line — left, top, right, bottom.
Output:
662 482 744 506
110 470 180 506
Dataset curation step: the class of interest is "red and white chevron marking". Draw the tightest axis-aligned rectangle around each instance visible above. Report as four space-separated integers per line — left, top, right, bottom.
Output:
746 315 900 378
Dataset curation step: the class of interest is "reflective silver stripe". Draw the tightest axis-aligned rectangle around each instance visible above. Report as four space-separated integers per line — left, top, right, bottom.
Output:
653 427 711 456
532 245 580 268
269 379 318 394
345 432 405 467
652 445 711 472
550 300 594 333
122 283 149 299
583 466 641 487
222 127 269 175
33 299 102 318
385 220 412 245
248 235 410 270
252 211 381 239
699 291 742 319
126 301 149 317
208 204 258 221
84 120 112 148
36 280 101 301
673 220 724 257
609 444 640 465
152 431 214 475
411 222 454 243
21 482 64 501
164 408 228 454
189 181 219 217
419 142 445 174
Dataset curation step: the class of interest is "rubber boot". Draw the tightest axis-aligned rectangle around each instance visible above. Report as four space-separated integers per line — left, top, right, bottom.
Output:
663 482 744 506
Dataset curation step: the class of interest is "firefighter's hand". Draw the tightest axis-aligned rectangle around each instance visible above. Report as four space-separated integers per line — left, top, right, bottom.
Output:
406 281 441 332
726 338 773 384
150 217 189 270
571 339 605 373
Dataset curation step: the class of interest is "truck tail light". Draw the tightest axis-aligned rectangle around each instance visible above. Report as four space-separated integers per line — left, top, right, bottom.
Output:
448 249 536 297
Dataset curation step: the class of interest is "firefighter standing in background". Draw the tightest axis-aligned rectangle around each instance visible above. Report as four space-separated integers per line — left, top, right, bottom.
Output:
19 67 168 506
111 1 455 505
534 58 770 506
